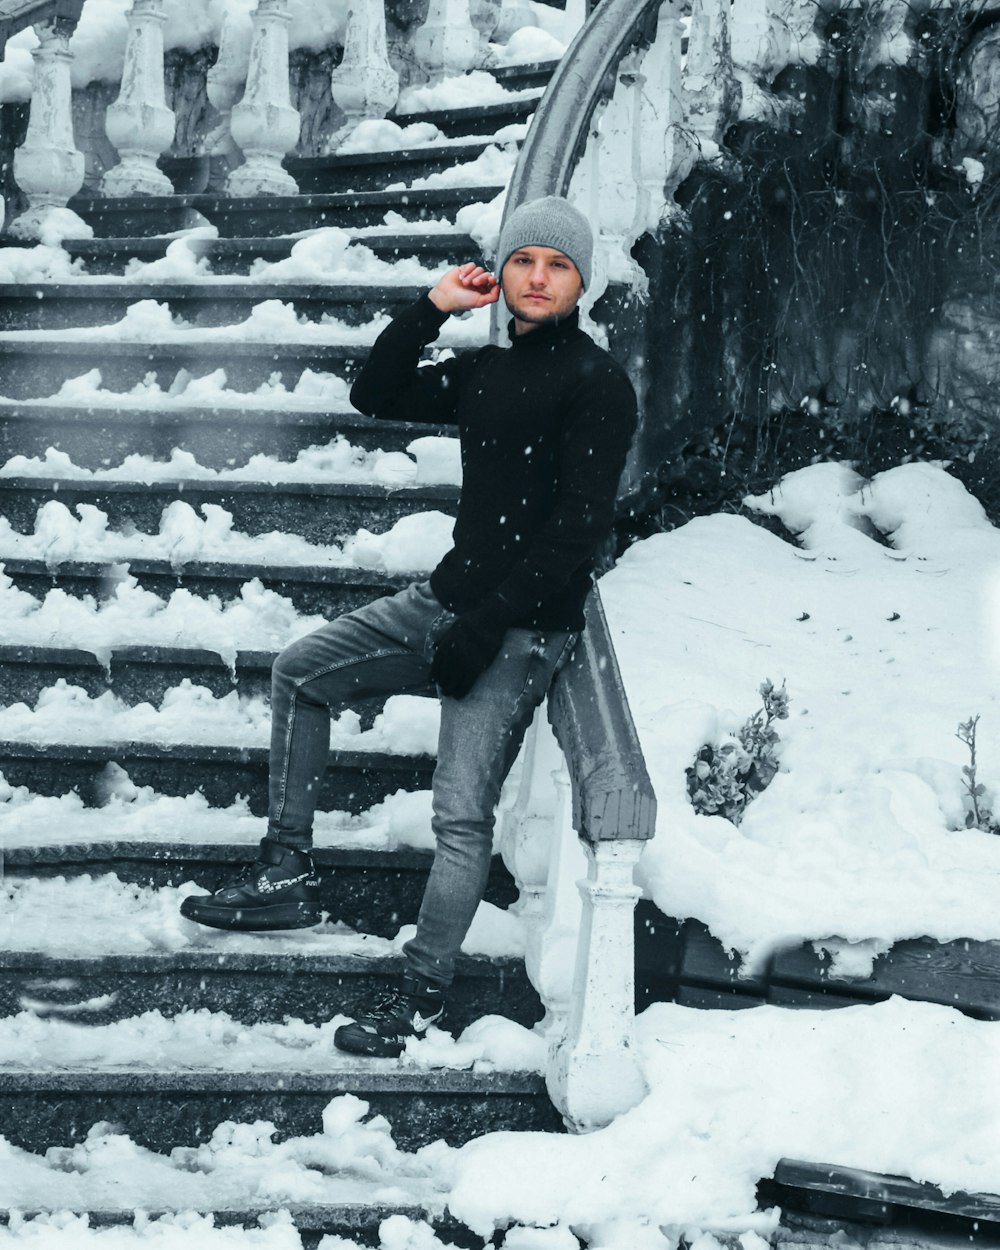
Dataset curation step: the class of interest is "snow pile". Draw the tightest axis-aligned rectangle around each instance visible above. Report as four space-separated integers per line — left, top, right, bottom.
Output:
0 573 326 668
337 119 443 154
1 434 461 488
448 997 1000 1235
0 1213 306 1248
0 771 436 853
389 144 519 192
0 367 353 411
455 193 507 259
0 500 455 571
490 26 566 66
597 461 1000 968
0 682 439 753
0 875 522 961
0 1093 451 1212
397 72 542 115
0 245 84 283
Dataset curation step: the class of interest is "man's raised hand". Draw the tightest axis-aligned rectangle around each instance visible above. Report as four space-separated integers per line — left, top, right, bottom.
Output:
428 263 500 314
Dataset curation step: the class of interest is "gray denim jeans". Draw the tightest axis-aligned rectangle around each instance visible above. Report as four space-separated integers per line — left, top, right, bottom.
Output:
268 579 576 988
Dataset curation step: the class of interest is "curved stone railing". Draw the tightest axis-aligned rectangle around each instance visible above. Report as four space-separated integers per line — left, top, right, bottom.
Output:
493 0 678 1134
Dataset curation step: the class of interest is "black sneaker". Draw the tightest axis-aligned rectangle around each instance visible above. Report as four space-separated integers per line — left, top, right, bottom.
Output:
179 837 321 931
333 974 446 1058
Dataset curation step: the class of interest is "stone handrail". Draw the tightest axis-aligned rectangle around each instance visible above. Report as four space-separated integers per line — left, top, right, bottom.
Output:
494 0 669 1136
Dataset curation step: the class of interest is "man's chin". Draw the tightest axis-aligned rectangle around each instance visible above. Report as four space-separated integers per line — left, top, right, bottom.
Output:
509 300 561 327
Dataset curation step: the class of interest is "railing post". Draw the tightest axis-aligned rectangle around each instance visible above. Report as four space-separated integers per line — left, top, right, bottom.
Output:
101 0 176 196
206 8 248 174
8 17 89 241
547 839 648 1132
502 717 587 1034
328 2 399 150
412 0 480 84
226 0 300 196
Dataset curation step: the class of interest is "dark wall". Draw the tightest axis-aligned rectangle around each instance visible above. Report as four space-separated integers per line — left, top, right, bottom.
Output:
625 7 1000 528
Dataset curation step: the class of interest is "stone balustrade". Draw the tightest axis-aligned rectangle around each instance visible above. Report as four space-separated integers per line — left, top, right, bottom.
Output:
0 0 542 234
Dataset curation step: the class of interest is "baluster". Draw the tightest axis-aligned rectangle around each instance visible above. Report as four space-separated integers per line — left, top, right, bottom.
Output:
226 0 300 197
328 2 399 150
101 0 175 197
206 9 250 175
492 0 537 45
635 2 694 225
547 838 649 1132
412 0 480 84
500 716 564 974
9 18 89 241
684 0 738 152
529 752 588 1036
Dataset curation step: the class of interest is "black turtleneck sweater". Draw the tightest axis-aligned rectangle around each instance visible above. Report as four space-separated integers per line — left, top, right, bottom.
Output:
350 293 637 632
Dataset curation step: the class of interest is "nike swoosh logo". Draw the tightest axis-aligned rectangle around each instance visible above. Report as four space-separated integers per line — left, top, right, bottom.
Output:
411 1011 440 1032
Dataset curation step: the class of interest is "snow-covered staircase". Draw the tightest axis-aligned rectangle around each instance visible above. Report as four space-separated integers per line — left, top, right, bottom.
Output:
0 50 570 1237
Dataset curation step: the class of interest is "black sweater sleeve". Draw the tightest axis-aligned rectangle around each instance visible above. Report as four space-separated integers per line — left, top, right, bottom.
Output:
488 357 637 622
350 292 468 424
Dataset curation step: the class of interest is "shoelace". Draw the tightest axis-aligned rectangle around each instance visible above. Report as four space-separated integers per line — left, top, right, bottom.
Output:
364 991 411 1025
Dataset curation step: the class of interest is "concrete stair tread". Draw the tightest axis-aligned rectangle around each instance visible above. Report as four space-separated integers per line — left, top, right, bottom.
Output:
0 402 453 430
0 558 406 583
391 96 540 136
71 188 506 237
0 1206 481 1249
3 840 438 869
0 282 432 299
0 1069 544 1091
0 476 459 500
0 741 433 766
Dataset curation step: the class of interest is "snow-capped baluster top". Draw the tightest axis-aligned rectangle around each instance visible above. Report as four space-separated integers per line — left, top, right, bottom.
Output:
328 2 400 152
101 0 176 198
226 0 301 197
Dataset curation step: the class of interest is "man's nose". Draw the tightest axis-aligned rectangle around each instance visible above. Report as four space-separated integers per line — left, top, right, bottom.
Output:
528 266 548 285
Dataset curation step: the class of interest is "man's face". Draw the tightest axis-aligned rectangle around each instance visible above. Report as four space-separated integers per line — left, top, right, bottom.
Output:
501 246 583 333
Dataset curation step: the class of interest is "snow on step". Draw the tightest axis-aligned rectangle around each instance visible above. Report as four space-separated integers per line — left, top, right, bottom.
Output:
0 573 324 664
0 684 438 755
0 367 353 410
0 502 454 573
1 770 434 852
395 71 544 115
1 875 523 964
1 1117 449 1231
1 437 460 488
0 300 489 349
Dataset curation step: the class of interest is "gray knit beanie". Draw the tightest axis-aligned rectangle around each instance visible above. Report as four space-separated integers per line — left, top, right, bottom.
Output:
496 195 593 290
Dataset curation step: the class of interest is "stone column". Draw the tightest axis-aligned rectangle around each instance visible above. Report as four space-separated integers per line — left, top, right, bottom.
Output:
227 0 300 197
9 19 89 241
101 0 176 197
412 0 480 84
547 839 649 1132
329 2 400 150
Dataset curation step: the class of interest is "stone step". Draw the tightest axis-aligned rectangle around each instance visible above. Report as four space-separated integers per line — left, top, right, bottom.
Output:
70 187 505 238
0 404 454 468
0 646 391 707
288 139 516 194
0 340 373 399
0 1067 562 1153
0 283 430 331
59 232 478 276
392 95 540 139
490 58 561 91
3 844 516 939
1 947 536 1030
0 741 433 813
1 560 409 616
0 478 459 544
0 1207 484 1250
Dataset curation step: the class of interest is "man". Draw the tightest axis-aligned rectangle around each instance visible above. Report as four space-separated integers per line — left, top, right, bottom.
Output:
180 195 637 1057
